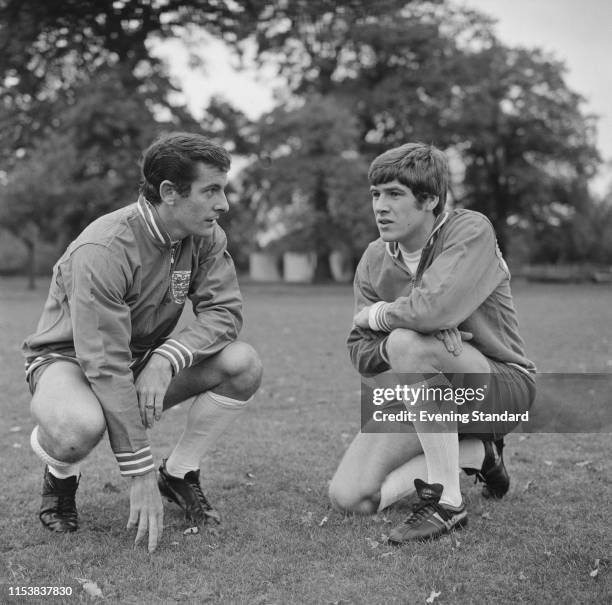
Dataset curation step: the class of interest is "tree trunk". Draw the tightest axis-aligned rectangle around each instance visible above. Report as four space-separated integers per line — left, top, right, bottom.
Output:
21 221 40 290
313 249 332 282
25 239 36 290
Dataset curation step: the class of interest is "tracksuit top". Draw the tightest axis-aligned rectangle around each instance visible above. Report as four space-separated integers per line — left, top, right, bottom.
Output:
347 209 535 377
23 197 242 476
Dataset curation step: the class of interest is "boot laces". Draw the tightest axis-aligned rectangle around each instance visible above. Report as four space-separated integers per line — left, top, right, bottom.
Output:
403 499 446 526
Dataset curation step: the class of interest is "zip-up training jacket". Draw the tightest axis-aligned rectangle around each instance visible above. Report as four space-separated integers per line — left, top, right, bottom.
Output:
23 197 243 476
347 209 535 377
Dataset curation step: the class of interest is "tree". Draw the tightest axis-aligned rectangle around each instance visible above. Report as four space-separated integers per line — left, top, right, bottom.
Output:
227 1 601 258
0 0 244 164
451 43 600 254
239 95 374 280
0 70 162 286
1 0 603 276
0 0 246 282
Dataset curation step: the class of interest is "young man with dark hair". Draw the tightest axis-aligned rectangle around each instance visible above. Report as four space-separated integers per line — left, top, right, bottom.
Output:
329 142 535 543
23 132 262 553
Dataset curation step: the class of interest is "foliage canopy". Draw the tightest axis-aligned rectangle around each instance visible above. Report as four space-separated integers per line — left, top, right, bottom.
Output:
0 0 606 282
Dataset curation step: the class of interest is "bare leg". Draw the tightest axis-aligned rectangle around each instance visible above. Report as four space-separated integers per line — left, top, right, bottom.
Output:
31 361 106 465
163 341 262 408
30 361 107 532
162 341 262 478
329 429 486 513
329 430 424 514
386 328 490 506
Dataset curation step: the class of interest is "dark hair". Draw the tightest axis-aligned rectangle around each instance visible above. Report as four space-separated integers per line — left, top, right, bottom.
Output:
139 132 231 204
368 142 449 215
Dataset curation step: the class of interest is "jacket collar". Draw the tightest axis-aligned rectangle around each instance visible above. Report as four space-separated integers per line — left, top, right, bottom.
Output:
385 211 449 258
137 196 174 247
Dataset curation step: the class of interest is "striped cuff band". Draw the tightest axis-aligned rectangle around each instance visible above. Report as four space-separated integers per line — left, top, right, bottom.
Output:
368 302 392 333
115 446 155 476
153 339 194 375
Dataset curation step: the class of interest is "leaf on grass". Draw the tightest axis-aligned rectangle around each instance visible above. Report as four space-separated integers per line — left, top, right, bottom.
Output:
523 480 533 493
425 590 441 603
245 472 255 478
76 578 103 598
544 549 552 557
518 571 528 581
590 558 600 578
481 512 491 520
544 460 553 466
299 512 313 525
451 534 461 549
379 551 396 559
575 460 592 467
183 526 199 535
9 426 22 432
365 537 380 549
12 443 21 448
318 515 329 527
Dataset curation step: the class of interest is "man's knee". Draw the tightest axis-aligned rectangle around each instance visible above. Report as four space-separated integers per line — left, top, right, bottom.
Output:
386 328 437 370
328 477 380 515
38 413 106 462
218 341 263 399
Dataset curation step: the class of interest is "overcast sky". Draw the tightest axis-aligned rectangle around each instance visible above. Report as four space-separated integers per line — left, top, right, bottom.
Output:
157 0 612 194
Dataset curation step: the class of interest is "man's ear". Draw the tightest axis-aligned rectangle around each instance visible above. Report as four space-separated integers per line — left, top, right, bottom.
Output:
425 194 439 212
159 180 178 205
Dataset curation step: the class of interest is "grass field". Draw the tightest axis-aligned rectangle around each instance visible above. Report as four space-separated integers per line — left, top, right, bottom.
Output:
0 277 611 604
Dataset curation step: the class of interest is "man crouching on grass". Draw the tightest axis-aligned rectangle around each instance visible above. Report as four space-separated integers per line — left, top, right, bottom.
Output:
328 142 535 543
23 132 262 553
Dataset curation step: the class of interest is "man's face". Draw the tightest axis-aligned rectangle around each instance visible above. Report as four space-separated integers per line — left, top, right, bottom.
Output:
173 162 229 238
370 180 436 251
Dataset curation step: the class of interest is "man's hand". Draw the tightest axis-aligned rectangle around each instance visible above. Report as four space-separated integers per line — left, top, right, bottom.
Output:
353 306 372 328
127 471 164 554
135 354 173 429
436 328 473 356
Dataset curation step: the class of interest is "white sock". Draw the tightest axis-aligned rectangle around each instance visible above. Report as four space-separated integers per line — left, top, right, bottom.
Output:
377 438 485 511
459 439 485 471
30 426 81 478
165 391 248 478
378 454 428 512
415 429 462 508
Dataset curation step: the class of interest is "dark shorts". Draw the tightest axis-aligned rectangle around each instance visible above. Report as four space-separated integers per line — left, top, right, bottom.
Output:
361 359 536 440
458 359 536 439
25 349 155 395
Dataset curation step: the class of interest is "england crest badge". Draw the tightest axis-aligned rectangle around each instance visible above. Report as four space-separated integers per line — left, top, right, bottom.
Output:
170 270 191 304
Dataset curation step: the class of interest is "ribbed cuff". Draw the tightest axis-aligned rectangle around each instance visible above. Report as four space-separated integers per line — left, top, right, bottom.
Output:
368 302 385 331
368 301 392 332
115 446 155 476
153 339 194 375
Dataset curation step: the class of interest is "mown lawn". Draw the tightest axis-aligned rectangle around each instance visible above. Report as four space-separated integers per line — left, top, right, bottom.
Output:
0 277 610 604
